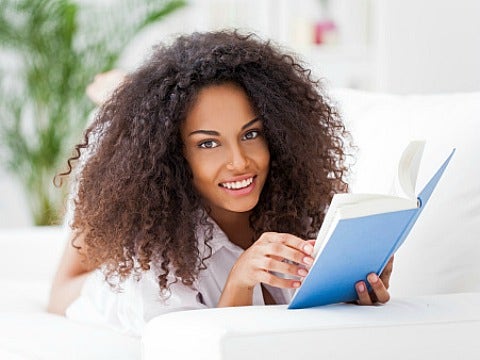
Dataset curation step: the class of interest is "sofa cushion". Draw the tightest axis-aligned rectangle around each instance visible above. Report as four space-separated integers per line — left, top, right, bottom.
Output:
0 312 140 360
0 226 66 312
331 89 480 296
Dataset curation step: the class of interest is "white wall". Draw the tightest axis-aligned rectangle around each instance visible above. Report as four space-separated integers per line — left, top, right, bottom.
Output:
372 0 480 94
0 168 31 227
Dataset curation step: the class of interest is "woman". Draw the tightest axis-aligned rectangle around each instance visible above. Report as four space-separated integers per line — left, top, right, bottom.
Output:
48 30 393 335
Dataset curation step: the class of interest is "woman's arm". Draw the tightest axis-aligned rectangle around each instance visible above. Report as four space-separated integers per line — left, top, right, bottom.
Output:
47 231 93 315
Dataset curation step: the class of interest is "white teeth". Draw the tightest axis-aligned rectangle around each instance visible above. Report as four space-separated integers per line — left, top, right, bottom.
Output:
221 177 253 190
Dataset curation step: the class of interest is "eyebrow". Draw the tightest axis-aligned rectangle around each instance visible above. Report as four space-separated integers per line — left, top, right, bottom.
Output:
188 117 260 137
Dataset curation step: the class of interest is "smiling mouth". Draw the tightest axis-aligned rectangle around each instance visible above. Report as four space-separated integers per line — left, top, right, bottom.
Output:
219 177 254 190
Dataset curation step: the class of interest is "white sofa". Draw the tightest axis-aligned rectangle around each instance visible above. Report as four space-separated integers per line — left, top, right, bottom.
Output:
1 89 479 359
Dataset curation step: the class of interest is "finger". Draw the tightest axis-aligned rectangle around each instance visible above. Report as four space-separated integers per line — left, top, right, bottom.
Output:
259 270 302 289
306 239 316 246
259 233 313 266
367 273 390 304
355 281 373 305
258 256 309 278
264 242 314 267
379 256 394 289
263 232 314 255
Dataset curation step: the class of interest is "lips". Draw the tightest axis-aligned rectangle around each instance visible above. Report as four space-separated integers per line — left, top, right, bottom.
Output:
219 176 254 190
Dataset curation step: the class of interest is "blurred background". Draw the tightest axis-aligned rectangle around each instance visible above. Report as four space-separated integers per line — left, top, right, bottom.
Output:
1 0 479 228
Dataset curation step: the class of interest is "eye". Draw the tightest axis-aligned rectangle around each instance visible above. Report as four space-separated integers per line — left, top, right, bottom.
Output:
198 140 219 149
243 130 260 140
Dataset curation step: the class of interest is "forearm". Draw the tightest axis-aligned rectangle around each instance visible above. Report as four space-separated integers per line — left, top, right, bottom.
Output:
217 279 254 307
47 272 90 315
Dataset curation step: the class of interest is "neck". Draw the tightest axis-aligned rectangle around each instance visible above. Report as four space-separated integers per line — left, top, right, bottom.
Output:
209 209 254 250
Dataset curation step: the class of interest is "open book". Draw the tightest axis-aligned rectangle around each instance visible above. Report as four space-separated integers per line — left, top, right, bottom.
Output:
288 141 455 309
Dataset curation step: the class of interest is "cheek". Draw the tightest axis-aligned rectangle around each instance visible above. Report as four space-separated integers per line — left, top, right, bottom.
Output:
253 143 270 170
186 153 221 185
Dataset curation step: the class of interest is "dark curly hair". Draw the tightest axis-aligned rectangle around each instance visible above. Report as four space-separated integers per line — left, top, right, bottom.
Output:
60 30 349 292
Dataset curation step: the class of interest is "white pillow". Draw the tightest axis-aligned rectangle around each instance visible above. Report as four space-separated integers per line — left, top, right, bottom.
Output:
331 89 480 296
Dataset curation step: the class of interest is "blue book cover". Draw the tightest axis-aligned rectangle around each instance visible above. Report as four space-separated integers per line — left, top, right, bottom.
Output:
288 147 455 309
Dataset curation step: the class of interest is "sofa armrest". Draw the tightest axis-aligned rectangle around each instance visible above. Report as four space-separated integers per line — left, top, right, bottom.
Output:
142 292 480 360
0 313 140 360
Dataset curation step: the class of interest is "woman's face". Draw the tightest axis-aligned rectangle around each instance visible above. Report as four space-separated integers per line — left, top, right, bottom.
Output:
181 83 270 220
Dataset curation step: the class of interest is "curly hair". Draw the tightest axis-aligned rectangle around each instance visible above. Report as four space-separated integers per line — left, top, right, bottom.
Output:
60 30 349 292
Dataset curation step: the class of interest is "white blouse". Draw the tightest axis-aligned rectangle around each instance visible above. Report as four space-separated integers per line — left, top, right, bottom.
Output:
66 221 295 336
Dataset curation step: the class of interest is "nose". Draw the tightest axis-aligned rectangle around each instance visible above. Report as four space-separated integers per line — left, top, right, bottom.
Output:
226 143 249 171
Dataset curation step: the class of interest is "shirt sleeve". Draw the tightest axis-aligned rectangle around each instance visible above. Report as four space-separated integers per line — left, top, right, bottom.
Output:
66 268 208 337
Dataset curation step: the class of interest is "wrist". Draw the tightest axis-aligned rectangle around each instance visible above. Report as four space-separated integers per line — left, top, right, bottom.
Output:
218 277 254 307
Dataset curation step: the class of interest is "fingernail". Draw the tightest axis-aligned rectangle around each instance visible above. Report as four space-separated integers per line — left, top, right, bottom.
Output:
303 244 313 254
356 283 366 293
293 281 301 288
298 268 308 277
368 273 378 283
303 256 313 265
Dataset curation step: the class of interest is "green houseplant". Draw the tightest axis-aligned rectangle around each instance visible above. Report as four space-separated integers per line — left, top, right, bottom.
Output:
0 0 186 225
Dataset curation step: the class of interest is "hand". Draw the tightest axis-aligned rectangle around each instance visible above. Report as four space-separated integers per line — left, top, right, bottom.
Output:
218 233 315 307
355 256 394 305
230 233 315 289
86 69 126 106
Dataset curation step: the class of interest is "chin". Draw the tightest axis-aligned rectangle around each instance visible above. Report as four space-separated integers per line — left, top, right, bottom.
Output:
226 204 256 214
225 198 259 213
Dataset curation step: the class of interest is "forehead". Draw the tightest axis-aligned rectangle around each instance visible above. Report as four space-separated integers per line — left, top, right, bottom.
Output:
183 83 256 132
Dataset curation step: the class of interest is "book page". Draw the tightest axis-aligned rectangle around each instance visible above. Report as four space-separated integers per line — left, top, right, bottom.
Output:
392 140 425 199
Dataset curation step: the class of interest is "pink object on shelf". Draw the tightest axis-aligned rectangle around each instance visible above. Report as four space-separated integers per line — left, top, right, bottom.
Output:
314 19 337 45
